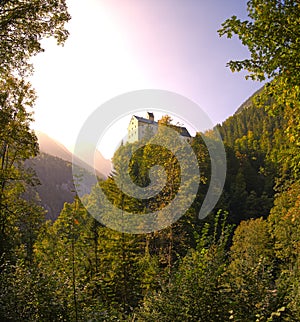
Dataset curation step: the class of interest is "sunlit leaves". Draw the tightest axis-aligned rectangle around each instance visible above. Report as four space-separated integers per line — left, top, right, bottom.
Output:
219 0 300 179
0 0 71 77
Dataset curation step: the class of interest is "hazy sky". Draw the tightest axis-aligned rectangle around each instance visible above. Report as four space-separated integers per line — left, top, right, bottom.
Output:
30 0 262 159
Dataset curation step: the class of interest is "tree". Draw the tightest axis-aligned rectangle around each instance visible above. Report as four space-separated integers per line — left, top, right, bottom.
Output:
34 198 100 321
0 258 68 321
219 1 300 83
0 0 71 77
0 76 40 262
158 115 172 125
0 0 70 262
136 212 233 322
268 182 300 319
219 0 300 178
0 1 72 319
226 218 285 321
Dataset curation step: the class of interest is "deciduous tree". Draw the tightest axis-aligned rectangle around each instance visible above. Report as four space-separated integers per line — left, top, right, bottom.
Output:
0 0 70 77
219 0 300 178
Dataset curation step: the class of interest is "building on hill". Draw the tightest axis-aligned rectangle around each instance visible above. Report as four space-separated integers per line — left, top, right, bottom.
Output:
127 112 191 143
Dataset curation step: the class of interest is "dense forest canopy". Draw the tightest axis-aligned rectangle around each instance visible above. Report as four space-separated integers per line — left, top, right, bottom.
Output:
219 0 300 179
0 0 300 321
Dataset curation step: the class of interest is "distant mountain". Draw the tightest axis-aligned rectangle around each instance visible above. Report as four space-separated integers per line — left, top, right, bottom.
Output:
216 87 282 149
214 89 283 223
36 131 73 162
36 131 112 178
23 131 112 221
25 153 75 220
25 153 99 221
234 87 264 115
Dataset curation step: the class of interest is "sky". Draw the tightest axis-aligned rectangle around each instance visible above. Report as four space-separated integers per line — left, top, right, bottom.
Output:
30 0 262 159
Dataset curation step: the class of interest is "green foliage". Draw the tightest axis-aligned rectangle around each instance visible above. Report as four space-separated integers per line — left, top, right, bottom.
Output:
268 182 300 264
0 260 68 321
34 198 145 319
268 182 300 319
0 0 70 265
3 1 300 318
218 0 300 82
226 218 278 321
136 212 233 321
215 104 278 223
218 4 300 317
34 199 99 320
0 0 71 77
219 0 300 178
2 103 298 320
0 75 42 263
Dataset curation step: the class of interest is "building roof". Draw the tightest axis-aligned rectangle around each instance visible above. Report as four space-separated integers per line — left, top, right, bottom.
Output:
131 115 191 137
177 126 191 137
133 115 158 125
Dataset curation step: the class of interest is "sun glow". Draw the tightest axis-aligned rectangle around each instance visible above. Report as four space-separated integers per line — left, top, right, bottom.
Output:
30 0 148 156
29 0 261 160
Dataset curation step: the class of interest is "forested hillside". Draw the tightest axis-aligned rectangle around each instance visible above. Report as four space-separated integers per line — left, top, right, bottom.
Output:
25 153 98 220
1 97 298 321
22 132 111 220
36 131 112 178
1 0 299 321
215 101 282 223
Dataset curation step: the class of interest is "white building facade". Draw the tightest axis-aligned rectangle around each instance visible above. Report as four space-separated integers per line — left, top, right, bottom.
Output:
127 112 191 143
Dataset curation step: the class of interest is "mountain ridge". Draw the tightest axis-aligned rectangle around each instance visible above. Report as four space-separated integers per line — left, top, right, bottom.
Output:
23 131 112 220
36 131 112 178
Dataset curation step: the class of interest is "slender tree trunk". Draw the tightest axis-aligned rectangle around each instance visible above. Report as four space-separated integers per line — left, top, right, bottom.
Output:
93 219 99 273
122 231 128 312
167 226 173 278
121 190 128 313
72 198 78 322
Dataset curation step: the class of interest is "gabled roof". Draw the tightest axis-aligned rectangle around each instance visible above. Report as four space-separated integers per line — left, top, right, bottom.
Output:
133 115 158 125
177 126 191 137
129 115 191 137
162 124 191 137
